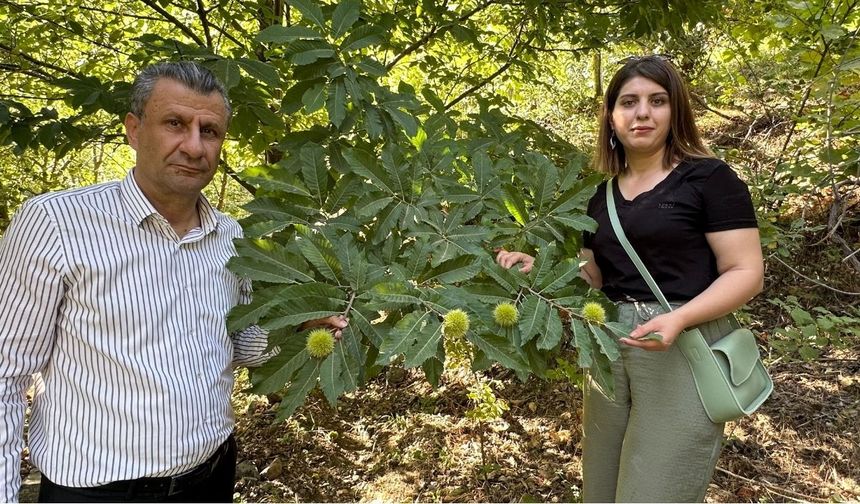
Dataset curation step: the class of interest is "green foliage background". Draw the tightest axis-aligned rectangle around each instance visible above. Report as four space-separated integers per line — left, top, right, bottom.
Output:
1 0 858 419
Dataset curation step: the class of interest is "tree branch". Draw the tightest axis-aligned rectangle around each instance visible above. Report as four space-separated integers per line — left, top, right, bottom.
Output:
195 0 214 48
444 21 531 110
138 0 206 47
387 0 498 70
0 43 84 79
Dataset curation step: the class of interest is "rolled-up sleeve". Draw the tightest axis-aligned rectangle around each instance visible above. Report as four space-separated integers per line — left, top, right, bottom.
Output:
0 201 66 502
229 277 273 368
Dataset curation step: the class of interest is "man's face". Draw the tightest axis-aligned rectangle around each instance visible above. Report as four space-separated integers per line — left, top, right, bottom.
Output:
124 78 228 204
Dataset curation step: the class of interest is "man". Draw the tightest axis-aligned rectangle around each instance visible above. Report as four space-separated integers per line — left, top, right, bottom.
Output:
0 61 345 502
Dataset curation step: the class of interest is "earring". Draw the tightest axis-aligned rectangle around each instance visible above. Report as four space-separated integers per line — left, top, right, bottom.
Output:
609 131 617 149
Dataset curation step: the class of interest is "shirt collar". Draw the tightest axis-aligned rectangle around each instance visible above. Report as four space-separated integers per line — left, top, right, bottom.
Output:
120 170 220 234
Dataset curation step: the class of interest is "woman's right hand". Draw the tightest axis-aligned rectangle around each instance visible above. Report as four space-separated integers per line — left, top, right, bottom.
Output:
495 248 535 273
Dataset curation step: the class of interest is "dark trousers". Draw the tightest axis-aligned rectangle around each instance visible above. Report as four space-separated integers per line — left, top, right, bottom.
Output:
38 435 237 503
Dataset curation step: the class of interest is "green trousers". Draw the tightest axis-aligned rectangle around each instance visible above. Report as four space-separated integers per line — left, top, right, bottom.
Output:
582 301 728 502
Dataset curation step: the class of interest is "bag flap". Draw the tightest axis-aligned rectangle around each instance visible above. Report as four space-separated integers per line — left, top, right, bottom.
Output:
711 328 761 385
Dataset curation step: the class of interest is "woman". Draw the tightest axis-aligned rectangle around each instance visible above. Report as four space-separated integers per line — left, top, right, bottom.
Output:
496 55 764 502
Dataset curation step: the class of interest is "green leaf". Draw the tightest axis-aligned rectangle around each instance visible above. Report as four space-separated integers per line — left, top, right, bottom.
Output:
227 295 278 333
286 0 326 29
319 352 343 405
529 243 557 290
469 332 529 373
519 296 549 344
403 318 443 368
302 82 326 113
256 25 323 44
589 351 615 400
242 197 312 227
229 239 314 284
275 360 320 421
296 231 342 282
571 319 592 368
550 214 598 233
331 0 361 38
355 193 394 218
589 324 620 361
422 358 443 388
502 184 528 226
210 59 241 90
537 308 563 350
249 335 308 395
377 311 427 364
292 48 336 65
326 78 347 127
539 259 581 293
524 152 558 216
236 59 281 88
300 143 329 203
340 24 385 52
420 256 482 284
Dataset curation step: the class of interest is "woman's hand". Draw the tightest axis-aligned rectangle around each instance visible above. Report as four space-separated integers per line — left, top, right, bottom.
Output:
620 312 687 351
495 248 535 273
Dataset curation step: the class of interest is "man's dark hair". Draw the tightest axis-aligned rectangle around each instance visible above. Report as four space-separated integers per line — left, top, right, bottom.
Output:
129 61 232 122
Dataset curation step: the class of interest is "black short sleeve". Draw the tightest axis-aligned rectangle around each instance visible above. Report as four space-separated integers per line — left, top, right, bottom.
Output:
583 158 759 302
701 163 757 232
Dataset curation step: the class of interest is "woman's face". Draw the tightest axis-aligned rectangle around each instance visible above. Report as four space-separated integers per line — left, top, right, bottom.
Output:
610 76 671 158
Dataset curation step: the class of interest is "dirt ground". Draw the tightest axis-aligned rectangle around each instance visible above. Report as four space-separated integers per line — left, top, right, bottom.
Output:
230 345 859 503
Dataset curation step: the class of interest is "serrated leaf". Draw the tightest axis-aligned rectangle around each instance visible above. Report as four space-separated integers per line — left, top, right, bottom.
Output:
551 214 598 233
377 311 427 363
469 332 529 372
549 173 602 215
334 331 361 392
350 308 384 347
302 82 326 113
275 360 320 421
589 351 615 400
502 184 528 226
242 197 313 227
537 308 563 350
296 232 342 282
403 318 443 368
248 336 308 395
300 143 329 203
422 358 443 388
319 352 343 405
589 324 620 361
355 193 394 218
286 0 326 28
539 259 581 293
420 256 481 284
604 321 632 339
571 319 592 368
236 59 281 88
519 296 549 344
227 295 278 333
326 78 347 127
524 152 559 216
210 59 241 90
331 0 360 38
529 243 557 290
341 24 385 52
256 25 323 44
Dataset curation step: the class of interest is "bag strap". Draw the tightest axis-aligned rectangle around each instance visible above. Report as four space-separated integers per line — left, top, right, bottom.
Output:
604 179 672 312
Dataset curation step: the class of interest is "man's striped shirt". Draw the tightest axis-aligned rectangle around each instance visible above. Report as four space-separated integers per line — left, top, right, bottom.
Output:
0 171 268 501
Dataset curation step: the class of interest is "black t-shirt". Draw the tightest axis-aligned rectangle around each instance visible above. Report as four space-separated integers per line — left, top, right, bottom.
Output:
583 157 758 302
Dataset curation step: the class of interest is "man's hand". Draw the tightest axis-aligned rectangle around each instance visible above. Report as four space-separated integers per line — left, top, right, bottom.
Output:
495 248 535 273
300 315 349 340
